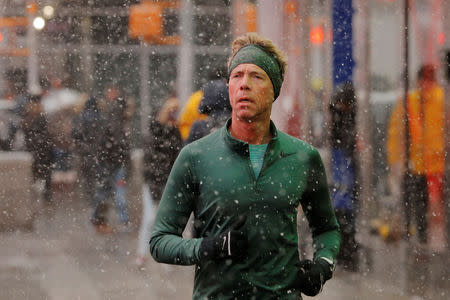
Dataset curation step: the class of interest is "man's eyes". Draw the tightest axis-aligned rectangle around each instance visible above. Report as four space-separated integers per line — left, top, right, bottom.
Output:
230 72 264 79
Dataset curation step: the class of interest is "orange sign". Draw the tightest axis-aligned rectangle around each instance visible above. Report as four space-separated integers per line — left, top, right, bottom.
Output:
129 2 163 39
245 3 257 33
0 17 28 28
26 2 39 15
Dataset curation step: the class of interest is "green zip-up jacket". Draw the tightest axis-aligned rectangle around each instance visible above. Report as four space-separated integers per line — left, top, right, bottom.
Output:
150 120 340 299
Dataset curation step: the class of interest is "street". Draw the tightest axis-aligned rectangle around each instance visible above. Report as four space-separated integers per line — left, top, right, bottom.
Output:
0 193 448 300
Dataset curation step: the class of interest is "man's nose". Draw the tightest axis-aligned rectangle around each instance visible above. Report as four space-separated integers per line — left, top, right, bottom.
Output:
239 74 250 90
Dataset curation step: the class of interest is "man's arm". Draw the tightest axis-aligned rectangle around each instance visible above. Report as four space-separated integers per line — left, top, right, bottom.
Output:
294 148 340 296
149 147 203 265
301 148 341 264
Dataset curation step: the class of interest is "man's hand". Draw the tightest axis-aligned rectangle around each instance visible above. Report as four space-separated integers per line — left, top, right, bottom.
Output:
294 258 334 296
199 215 247 261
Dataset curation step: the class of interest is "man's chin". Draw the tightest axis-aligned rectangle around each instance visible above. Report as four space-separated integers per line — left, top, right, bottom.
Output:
236 113 255 123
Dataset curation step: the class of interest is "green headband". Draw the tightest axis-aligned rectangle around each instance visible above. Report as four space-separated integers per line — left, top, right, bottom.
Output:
228 44 283 101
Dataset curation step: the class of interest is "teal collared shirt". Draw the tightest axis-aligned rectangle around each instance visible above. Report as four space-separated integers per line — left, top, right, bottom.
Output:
249 143 269 178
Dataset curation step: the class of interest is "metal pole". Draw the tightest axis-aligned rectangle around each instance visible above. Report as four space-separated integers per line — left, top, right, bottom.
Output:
323 0 333 154
26 4 39 93
443 0 450 251
81 16 93 91
177 0 194 108
140 43 151 138
354 0 372 268
257 0 285 128
300 0 312 143
403 0 410 174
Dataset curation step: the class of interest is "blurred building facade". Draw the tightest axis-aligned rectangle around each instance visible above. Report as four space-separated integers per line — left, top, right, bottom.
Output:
1 0 233 141
1 0 448 124
0 0 449 219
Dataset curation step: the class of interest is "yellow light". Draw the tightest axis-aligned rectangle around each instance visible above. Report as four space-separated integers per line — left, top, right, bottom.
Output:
43 5 54 19
33 16 45 30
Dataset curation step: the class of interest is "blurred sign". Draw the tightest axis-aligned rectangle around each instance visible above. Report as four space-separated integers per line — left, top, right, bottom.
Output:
0 17 29 56
310 26 324 46
129 1 180 45
25 2 39 15
129 2 162 39
233 1 257 36
0 17 28 28
245 3 257 33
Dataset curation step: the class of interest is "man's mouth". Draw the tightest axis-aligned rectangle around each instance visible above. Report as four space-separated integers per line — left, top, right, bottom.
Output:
238 97 252 103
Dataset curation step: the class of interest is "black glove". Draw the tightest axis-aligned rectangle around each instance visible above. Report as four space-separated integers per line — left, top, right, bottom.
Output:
199 215 247 261
293 258 334 296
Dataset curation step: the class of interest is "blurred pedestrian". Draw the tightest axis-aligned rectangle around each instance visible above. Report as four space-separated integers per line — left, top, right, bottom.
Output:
387 64 445 248
177 66 227 142
185 76 231 144
21 92 54 203
329 82 359 271
177 90 207 142
150 33 340 299
91 84 133 234
136 90 182 267
2 69 28 151
72 96 102 202
46 77 76 175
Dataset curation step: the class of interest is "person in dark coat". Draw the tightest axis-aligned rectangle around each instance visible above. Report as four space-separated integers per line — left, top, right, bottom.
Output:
144 93 183 204
91 85 132 233
21 94 54 203
72 96 102 201
185 79 231 144
329 82 359 271
136 93 183 267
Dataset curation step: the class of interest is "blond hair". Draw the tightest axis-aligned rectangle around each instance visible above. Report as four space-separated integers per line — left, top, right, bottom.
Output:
228 33 287 81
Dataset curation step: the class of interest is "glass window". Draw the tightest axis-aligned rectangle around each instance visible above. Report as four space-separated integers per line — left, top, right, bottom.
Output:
194 0 230 6
194 54 228 90
42 17 82 44
93 52 140 97
60 0 139 8
194 13 231 46
91 16 137 45
148 53 178 106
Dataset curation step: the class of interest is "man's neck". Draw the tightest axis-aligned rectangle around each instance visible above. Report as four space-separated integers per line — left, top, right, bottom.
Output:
229 116 272 145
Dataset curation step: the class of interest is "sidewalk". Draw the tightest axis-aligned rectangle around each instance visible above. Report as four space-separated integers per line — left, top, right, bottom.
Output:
0 196 194 300
0 194 448 300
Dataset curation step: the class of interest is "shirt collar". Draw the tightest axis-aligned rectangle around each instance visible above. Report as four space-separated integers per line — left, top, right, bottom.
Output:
221 118 278 156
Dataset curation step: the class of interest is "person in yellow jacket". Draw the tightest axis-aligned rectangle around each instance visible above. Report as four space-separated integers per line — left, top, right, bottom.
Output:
177 66 228 141
386 64 445 244
177 90 208 141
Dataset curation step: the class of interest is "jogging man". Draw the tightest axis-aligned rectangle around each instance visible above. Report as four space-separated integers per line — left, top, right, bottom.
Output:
150 33 340 299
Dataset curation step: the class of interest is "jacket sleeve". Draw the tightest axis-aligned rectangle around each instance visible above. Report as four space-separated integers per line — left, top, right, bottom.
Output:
149 146 203 265
301 148 341 264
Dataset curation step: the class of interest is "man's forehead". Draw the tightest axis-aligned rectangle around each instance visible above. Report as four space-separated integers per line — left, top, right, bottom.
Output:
231 63 268 75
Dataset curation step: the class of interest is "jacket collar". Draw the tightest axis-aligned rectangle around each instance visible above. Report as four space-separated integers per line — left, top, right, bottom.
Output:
221 118 279 157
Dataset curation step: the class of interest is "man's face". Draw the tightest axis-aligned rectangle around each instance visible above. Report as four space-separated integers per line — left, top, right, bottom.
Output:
228 63 274 122
418 78 434 90
105 86 119 101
